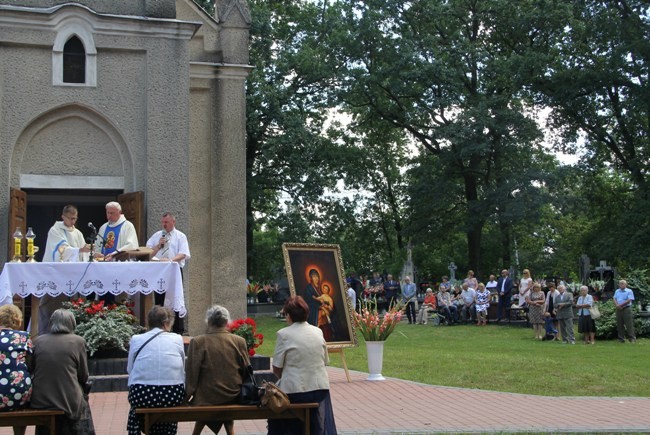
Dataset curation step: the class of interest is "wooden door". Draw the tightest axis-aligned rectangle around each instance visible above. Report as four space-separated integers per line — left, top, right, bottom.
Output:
8 188 27 262
118 191 145 246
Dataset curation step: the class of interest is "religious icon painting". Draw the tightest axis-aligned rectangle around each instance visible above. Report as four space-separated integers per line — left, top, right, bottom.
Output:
282 243 357 349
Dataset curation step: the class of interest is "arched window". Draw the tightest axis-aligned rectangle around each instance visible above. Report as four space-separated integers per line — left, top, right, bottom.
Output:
52 22 97 87
63 36 85 83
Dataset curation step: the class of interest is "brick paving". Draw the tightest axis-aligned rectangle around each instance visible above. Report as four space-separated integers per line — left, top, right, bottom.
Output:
3 366 649 434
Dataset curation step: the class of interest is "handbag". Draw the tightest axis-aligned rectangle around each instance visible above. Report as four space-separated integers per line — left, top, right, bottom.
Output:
238 364 263 406
261 380 290 413
588 303 601 319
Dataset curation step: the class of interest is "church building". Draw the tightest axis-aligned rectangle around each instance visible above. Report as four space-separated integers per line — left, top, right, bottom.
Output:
0 0 251 334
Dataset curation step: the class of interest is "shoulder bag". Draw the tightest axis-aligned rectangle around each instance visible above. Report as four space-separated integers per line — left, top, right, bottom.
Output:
238 363 264 405
133 330 165 361
261 380 290 413
588 301 601 319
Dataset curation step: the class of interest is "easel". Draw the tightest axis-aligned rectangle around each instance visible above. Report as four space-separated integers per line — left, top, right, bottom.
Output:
328 347 351 382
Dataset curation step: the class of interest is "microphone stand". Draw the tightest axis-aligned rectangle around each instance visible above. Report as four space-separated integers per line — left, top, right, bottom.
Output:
87 229 106 262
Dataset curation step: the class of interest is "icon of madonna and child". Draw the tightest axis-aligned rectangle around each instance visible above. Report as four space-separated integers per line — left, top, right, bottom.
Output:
283 244 355 346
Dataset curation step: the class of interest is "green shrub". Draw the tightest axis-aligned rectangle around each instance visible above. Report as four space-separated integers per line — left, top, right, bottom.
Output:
595 300 650 339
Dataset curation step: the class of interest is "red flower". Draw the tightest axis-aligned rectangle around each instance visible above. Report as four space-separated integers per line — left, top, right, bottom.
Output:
228 317 263 356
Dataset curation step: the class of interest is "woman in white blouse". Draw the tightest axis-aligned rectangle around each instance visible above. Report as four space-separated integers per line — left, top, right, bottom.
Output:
518 269 533 307
126 306 185 435
576 285 597 344
269 296 337 435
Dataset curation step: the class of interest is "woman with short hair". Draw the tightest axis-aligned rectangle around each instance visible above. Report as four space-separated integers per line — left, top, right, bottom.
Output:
127 306 185 435
268 296 337 435
474 283 491 326
0 304 32 412
28 308 95 434
576 285 597 344
185 305 250 435
526 283 546 340
416 288 437 324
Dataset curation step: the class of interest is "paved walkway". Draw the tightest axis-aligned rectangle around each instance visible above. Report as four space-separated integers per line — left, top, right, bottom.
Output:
3 366 649 434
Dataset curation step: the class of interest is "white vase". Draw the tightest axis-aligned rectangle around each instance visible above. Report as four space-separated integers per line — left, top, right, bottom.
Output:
365 341 385 381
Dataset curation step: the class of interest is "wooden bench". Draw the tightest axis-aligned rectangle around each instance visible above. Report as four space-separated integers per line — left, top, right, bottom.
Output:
0 408 64 435
135 403 319 434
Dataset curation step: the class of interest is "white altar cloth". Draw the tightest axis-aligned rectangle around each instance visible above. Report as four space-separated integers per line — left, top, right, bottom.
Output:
0 262 186 316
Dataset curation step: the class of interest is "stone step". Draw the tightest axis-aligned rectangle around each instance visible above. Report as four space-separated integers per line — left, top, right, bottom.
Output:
88 357 127 376
89 374 129 393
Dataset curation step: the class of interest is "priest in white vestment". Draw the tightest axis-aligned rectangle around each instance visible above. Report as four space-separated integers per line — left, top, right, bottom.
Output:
94 201 139 260
38 205 91 334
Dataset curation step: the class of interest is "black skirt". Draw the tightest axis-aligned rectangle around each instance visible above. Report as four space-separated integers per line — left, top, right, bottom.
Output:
267 389 337 435
578 314 596 333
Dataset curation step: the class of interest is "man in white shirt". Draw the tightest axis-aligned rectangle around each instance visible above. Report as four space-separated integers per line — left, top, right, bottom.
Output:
38 205 92 334
146 212 191 334
401 276 417 324
485 274 498 294
146 212 191 268
460 282 476 323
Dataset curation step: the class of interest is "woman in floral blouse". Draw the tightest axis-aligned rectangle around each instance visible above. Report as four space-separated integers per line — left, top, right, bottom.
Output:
474 283 491 326
0 304 32 411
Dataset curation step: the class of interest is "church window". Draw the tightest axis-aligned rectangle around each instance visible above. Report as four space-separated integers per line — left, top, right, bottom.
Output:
52 21 97 87
63 36 86 84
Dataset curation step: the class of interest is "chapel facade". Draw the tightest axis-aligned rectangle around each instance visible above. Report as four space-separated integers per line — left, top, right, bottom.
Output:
0 0 251 334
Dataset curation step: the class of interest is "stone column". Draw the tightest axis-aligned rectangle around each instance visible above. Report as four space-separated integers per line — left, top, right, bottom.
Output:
210 65 251 322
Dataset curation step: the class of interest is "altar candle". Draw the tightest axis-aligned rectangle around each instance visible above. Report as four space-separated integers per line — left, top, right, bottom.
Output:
14 237 21 258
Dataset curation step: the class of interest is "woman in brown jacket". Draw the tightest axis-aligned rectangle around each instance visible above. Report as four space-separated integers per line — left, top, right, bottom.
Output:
28 308 94 435
185 305 250 435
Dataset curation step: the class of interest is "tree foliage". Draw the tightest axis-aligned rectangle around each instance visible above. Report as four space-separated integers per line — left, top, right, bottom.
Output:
193 0 650 282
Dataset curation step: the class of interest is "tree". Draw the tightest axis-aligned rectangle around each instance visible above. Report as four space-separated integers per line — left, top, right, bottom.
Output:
330 0 553 275
534 0 649 192
245 0 349 275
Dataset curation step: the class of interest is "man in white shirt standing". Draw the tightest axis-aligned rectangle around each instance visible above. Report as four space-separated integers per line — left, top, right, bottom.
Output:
39 205 92 334
146 212 191 334
401 276 417 324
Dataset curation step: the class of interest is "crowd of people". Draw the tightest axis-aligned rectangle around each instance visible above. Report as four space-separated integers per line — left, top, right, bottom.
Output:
0 296 336 435
345 269 638 345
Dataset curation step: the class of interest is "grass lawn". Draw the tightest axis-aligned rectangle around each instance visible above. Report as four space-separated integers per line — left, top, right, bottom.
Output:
253 316 649 397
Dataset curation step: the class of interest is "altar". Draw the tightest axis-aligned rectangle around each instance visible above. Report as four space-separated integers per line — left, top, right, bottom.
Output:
0 262 185 334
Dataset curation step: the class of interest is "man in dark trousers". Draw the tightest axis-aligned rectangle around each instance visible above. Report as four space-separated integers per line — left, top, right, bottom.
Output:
496 269 513 322
384 274 401 307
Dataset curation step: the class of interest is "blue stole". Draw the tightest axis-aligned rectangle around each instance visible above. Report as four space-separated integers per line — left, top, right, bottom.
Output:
52 227 74 261
102 221 125 255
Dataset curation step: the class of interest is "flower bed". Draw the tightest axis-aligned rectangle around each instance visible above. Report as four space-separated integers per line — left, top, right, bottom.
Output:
63 298 144 356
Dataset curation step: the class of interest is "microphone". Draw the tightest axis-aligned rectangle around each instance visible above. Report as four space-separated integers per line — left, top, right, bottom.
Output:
88 222 97 232
160 231 167 246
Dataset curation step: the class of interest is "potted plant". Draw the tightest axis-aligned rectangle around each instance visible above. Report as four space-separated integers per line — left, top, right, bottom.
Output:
353 298 404 381
63 298 144 357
